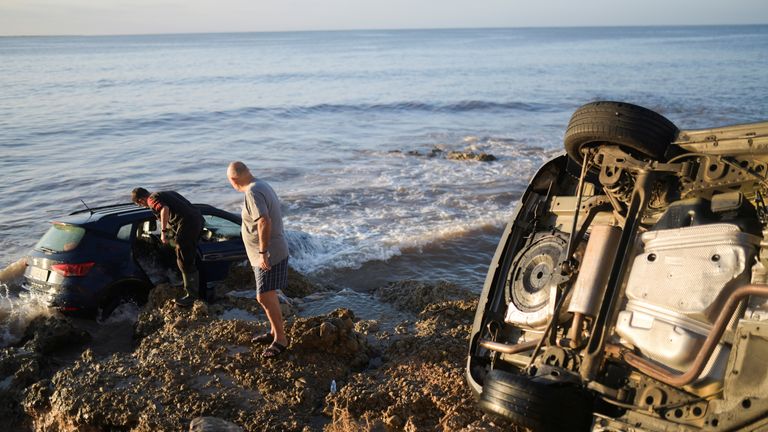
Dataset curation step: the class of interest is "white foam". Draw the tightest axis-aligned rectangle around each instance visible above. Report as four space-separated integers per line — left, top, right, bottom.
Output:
0 285 55 347
283 141 545 274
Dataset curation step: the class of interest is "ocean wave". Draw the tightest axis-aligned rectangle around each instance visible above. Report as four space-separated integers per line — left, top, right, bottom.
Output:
273 100 563 117
284 206 513 275
32 100 566 138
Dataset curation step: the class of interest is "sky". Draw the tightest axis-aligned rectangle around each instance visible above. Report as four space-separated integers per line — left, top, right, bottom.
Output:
0 0 766 36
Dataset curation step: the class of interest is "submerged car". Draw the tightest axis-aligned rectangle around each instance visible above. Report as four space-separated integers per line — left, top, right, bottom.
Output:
467 101 768 431
23 203 246 317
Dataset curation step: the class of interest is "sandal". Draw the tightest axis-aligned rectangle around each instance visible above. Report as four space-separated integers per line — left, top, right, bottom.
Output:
262 341 288 358
251 333 273 345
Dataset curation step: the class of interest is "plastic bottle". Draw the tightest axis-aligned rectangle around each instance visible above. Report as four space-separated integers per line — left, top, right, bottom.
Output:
330 379 337 394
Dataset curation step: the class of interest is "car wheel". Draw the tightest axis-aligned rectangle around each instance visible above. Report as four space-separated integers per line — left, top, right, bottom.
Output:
564 101 679 163
478 369 593 432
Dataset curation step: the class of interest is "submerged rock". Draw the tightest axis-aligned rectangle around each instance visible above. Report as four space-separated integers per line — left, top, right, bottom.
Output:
393 145 497 162
446 151 497 162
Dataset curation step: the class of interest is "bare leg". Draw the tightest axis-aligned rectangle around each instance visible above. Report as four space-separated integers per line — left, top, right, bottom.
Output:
257 290 288 346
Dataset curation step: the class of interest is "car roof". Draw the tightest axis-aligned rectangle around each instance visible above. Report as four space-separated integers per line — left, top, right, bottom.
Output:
53 203 222 232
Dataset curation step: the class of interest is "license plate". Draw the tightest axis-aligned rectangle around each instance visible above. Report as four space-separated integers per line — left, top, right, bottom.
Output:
28 266 49 282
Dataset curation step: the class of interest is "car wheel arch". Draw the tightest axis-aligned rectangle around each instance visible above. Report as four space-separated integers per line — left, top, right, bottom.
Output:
98 278 152 318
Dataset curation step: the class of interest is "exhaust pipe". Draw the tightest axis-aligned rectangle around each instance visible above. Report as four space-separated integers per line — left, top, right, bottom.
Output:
624 284 768 387
567 223 622 346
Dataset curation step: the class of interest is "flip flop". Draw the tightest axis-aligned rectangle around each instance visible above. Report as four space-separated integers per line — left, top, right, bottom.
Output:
251 333 273 345
262 341 287 358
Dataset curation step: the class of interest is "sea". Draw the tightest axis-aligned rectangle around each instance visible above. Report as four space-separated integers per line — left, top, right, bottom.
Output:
1 26 767 340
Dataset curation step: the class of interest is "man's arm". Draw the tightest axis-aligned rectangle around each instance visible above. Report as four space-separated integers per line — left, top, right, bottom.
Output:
257 215 272 270
159 206 170 244
147 195 171 244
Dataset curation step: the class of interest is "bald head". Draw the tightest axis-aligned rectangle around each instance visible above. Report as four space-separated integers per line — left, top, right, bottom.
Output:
227 161 254 192
228 161 250 177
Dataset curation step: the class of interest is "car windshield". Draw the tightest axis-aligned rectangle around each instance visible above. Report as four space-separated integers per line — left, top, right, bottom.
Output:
35 223 86 252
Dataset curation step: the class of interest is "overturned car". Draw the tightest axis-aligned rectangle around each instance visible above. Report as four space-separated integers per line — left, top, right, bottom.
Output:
467 101 768 431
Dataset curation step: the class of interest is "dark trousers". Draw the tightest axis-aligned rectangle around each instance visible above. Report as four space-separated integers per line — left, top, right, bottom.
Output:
174 218 203 274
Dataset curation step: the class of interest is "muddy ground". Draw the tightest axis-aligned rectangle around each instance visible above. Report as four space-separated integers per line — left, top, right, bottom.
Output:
1 268 518 431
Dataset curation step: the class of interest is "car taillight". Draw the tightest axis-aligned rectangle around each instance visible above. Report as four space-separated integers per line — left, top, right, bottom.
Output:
51 262 95 277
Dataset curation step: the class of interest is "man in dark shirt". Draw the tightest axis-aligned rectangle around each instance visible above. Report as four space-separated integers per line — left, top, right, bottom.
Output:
131 187 205 307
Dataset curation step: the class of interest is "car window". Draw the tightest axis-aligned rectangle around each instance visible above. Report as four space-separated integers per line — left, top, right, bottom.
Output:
203 215 241 241
116 223 132 241
35 223 86 252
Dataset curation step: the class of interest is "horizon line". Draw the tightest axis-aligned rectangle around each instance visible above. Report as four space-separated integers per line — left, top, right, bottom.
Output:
2 22 766 38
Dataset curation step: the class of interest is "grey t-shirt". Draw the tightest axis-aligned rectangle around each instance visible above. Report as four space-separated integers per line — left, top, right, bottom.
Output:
241 180 289 266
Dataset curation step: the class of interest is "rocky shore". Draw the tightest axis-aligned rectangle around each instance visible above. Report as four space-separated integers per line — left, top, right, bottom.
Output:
1 268 517 431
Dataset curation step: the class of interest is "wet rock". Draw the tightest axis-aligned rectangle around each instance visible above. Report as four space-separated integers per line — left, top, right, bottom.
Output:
21 316 90 355
446 151 497 162
1 348 43 430
354 319 379 334
291 309 369 370
427 147 444 157
374 280 474 314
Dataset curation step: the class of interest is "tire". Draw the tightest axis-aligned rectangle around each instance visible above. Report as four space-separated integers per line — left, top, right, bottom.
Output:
478 369 593 432
564 101 679 163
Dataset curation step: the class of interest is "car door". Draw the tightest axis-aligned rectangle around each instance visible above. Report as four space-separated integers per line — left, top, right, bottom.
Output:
197 208 247 283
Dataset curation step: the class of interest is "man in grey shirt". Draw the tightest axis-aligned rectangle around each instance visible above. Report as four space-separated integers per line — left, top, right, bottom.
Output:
227 161 290 358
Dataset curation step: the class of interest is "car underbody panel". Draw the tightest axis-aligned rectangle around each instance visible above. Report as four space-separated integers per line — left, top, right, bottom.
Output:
467 101 768 432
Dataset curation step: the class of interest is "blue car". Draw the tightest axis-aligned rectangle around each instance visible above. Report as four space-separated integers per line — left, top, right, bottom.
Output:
23 203 247 317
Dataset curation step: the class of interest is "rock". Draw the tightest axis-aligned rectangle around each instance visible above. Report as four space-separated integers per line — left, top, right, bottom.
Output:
1 348 45 430
354 320 379 334
319 322 337 341
322 298 491 431
189 416 244 432
374 280 473 314
427 147 444 158
21 316 90 355
9 274 491 431
446 151 497 162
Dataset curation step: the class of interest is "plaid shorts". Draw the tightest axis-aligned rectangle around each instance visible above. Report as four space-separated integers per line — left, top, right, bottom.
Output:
253 257 289 294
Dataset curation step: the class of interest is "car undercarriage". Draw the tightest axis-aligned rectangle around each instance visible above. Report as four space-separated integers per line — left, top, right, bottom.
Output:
467 101 768 431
